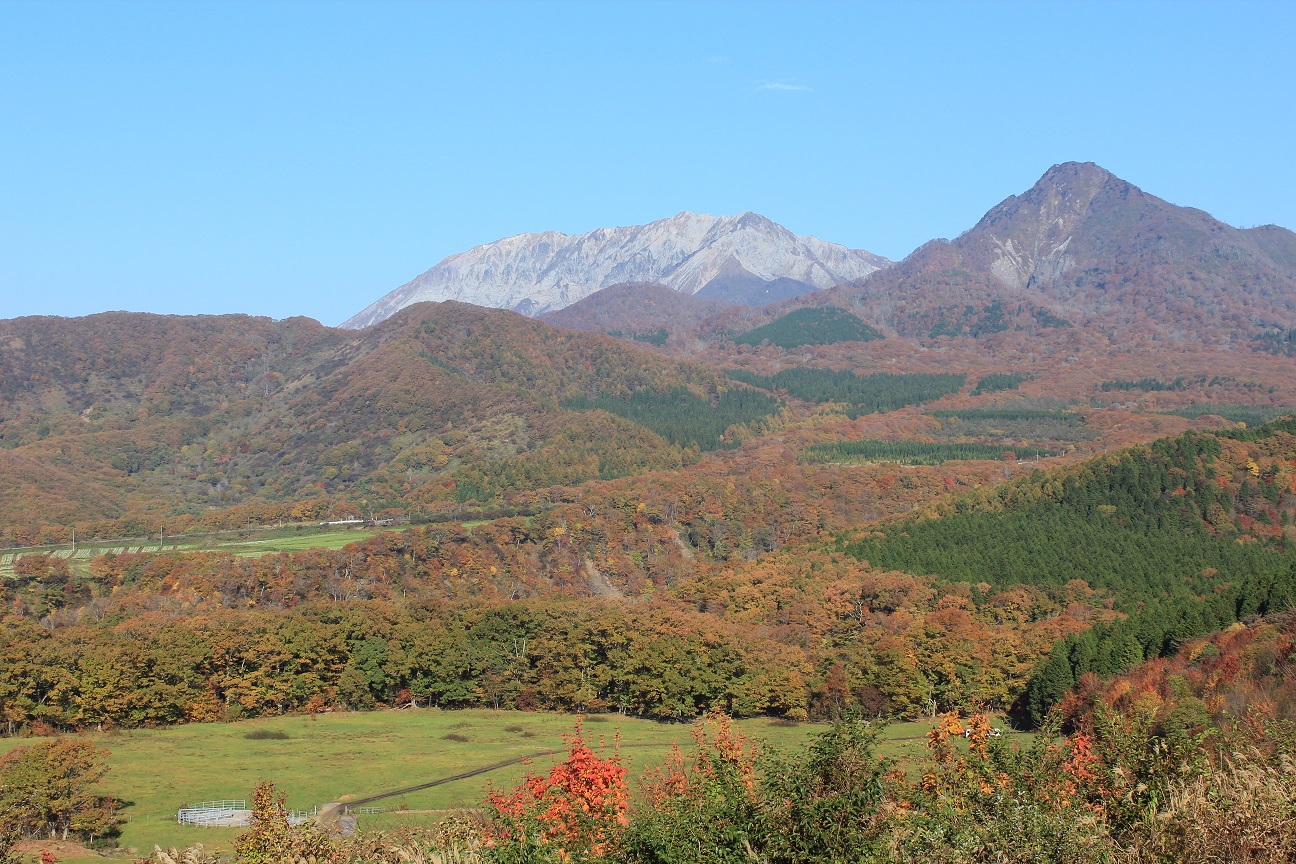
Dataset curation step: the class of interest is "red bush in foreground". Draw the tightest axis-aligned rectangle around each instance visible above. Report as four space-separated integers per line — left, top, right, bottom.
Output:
485 720 628 863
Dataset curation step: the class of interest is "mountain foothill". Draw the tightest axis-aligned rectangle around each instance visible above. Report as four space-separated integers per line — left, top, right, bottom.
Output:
2 161 1296 742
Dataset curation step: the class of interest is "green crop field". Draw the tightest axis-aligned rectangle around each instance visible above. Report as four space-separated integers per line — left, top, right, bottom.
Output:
0 709 1022 862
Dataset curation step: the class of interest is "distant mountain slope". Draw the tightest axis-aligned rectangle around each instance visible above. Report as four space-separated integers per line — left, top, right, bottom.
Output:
540 282 729 336
342 212 890 328
820 162 1296 343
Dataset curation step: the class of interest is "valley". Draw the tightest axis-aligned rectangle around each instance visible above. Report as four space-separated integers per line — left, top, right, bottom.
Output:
3 162 1296 863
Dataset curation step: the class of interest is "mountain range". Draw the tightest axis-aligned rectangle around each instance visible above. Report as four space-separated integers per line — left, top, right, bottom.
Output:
342 163 1296 349
341 211 891 328
6 160 1296 545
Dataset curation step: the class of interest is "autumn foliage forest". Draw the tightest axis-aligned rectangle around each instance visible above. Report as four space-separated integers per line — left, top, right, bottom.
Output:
2 295 1296 740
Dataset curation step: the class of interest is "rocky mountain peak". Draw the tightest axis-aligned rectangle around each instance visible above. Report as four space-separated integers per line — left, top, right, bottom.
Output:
824 162 1296 343
971 162 1140 291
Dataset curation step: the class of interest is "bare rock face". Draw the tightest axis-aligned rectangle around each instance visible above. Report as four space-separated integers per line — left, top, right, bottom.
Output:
980 162 1111 291
341 212 890 328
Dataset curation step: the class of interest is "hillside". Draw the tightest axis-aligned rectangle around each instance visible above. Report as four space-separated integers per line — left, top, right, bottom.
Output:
814 162 1296 345
0 304 769 544
844 416 1296 722
7 411 1285 726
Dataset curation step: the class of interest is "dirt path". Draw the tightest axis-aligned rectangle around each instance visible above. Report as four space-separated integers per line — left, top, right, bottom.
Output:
338 741 675 810
341 750 557 809
670 530 695 560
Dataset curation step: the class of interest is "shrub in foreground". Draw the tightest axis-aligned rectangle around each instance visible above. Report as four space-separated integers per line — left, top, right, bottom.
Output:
484 721 628 863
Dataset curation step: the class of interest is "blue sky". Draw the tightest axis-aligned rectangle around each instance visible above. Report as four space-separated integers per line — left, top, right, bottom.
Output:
1 0 1293 326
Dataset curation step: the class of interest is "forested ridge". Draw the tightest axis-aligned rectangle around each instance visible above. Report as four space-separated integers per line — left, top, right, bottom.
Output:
0 304 774 544
846 418 1296 722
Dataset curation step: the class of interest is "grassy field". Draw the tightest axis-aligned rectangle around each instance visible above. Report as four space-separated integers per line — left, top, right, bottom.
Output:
0 525 388 579
0 517 541 580
214 528 388 556
0 708 1018 862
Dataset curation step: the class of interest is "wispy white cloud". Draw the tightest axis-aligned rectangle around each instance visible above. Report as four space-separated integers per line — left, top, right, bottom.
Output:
706 55 728 64
755 81 813 93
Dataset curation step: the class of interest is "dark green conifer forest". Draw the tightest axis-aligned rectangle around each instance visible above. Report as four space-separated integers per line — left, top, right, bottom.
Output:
733 307 884 348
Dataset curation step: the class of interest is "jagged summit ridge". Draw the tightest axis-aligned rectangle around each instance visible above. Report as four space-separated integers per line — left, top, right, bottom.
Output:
342 211 890 328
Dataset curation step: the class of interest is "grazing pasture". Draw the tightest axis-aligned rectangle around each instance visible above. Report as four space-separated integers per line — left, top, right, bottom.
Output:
0 709 1011 861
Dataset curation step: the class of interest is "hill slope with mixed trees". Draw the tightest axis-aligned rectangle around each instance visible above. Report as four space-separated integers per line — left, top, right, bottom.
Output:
0 303 775 543
3 418 1292 733
846 417 1296 722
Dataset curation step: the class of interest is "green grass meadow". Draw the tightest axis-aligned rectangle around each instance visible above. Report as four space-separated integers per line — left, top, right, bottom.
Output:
0 525 388 580
0 708 1009 861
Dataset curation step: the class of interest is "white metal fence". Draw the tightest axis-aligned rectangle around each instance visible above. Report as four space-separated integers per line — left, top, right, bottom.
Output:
177 800 321 828
177 800 249 827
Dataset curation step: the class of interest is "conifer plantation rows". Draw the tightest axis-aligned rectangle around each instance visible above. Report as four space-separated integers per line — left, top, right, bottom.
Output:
802 439 1053 466
970 371 1029 394
724 368 965 417
562 386 781 451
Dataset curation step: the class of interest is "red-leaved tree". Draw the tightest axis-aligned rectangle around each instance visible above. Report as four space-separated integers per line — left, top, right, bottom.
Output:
485 720 628 863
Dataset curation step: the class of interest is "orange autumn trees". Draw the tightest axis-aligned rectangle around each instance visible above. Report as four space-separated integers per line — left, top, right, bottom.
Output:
0 739 121 845
485 722 628 863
